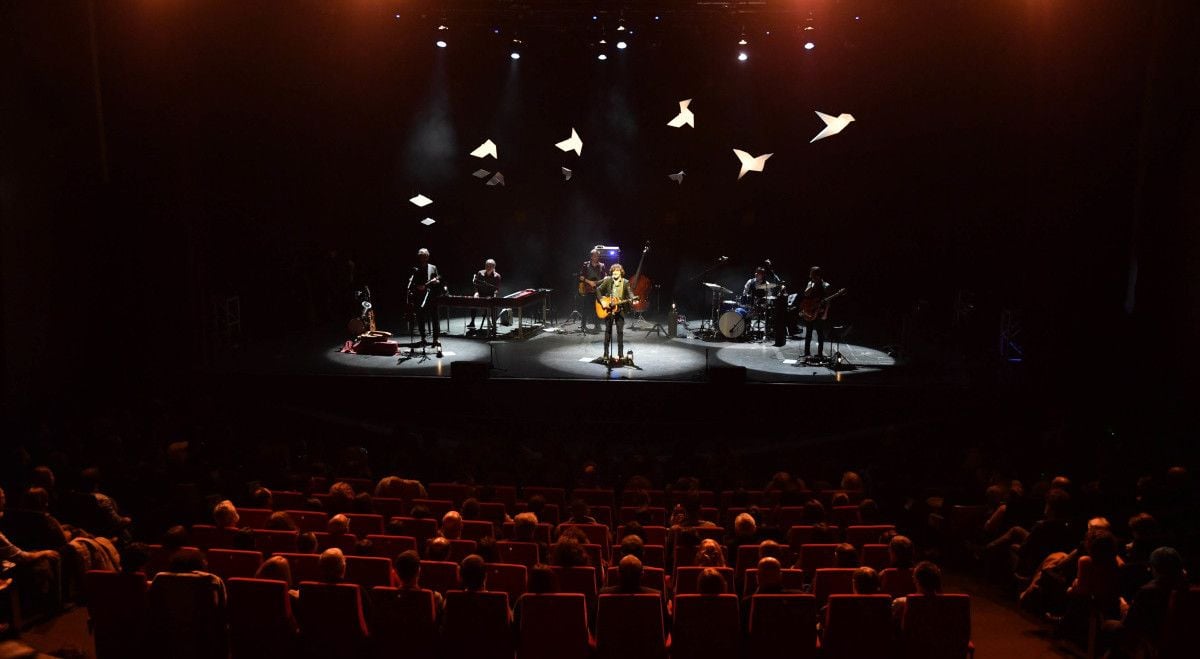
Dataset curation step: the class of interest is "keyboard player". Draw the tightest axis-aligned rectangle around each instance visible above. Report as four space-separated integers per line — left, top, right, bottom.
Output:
468 259 501 333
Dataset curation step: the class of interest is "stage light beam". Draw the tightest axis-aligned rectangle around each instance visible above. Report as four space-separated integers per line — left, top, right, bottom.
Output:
804 42 815 50
737 51 748 61
616 41 627 50
436 40 447 48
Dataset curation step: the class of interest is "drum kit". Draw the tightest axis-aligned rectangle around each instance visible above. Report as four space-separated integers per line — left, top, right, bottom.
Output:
698 281 784 341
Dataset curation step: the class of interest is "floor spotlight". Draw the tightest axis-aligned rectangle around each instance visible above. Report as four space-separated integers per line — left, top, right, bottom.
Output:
737 51 748 61
616 41 627 50
804 42 815 50
436 40 447 48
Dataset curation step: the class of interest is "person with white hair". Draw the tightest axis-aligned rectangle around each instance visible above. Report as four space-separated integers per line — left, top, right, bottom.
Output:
407 248 444 347
468 258 501 333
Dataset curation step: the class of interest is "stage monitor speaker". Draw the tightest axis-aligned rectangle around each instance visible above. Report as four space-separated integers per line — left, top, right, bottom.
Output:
451 360 490 381
707 365 745 384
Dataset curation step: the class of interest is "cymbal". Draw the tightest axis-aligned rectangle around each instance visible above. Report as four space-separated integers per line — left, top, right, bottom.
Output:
755 282 780 290
703 282 733 294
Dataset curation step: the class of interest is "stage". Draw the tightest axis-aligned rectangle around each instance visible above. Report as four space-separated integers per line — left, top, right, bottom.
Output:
227 312 905 384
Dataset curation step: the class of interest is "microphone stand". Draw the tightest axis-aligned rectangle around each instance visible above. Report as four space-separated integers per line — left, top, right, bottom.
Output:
690 256 728 336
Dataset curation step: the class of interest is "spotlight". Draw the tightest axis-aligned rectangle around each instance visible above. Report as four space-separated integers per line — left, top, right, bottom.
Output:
617 25 626 32
598 53 608 61
616 41 627 50
737 51 748 61
738 38 748 45
436 40 447 48
510 51 521 60
804 42 815 50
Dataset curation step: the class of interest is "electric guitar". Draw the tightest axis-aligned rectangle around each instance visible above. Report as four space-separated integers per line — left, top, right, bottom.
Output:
408 274 442 309
578 277 601 296
595 294 641 319
800 287 847 322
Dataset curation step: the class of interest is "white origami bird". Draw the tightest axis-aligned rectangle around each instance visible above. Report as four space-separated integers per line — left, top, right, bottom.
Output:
668 170 685 184
472 169 491 179
420 218 436 226
667 99 695 128
470 139 498 159
486 172 505 187
810 111 855 143
409 194 433 207
732 149 773 180
555 128 583 156
562 167 572 181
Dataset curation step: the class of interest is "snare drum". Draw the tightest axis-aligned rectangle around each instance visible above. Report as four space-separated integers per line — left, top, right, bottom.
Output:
719 306 751 339
719 300 740 313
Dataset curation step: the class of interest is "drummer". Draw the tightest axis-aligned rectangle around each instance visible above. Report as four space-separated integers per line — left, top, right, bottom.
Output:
741 266 774 307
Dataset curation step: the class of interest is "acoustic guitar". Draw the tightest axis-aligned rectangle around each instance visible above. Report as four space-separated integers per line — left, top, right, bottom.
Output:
799 287 847 322
595 295 641 319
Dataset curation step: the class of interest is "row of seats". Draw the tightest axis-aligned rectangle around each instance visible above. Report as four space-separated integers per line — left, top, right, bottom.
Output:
86 569 971 659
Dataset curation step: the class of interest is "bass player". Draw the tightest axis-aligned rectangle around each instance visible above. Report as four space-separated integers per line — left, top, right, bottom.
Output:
407 248 444 348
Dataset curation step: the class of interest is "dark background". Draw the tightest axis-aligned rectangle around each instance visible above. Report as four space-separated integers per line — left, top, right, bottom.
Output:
2 0 1198 407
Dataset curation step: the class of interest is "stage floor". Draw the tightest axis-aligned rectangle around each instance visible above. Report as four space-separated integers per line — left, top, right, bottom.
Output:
233 315 902 384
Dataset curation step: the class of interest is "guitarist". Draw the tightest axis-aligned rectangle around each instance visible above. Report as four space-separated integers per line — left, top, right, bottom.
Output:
595 263 633 363
407 248 444 347
802 266 834 359
577 248 608 333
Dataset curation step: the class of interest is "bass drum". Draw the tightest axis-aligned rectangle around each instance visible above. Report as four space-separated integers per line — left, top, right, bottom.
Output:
718 307 751 339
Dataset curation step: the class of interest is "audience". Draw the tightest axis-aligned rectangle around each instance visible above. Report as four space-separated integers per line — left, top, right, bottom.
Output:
852 566 881 595
439 511 463 540
460 554 487 592
697 567 726 595
393 549 443 615
212 500 240 530
695 538 726 568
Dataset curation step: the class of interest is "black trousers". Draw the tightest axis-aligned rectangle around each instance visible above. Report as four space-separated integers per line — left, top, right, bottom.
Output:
416 306 440 343
604 313 625 358
579 295 599 331
804 318 831 356
469 305 496 329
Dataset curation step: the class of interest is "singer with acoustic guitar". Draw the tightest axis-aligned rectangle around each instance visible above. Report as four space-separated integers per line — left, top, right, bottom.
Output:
407 248 444 348
594 263 638 365
577 248 608 333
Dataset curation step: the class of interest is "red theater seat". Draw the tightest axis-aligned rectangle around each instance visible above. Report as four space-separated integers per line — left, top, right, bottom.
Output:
345 556 393 589
747 594 818 659
368 587 437 659
900 594 973 659
484 562 528 601
443 590 513 659
206 549 264 581
596 593 668 659
418 560 459 594
822 594 893 659
517 593 593 659
365 534 417 559
813 568 857 606
671 594 740 659
85 570 148 659
227 577 297 659
296 582 369 659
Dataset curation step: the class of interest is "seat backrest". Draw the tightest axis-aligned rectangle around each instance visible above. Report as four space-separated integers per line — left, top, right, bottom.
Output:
1163 586 1200 658
146 572 228 659
335 477 375 494
296 581 369 656
596 593 666 659
276 553 323 583
418 560 459 594
371 497 407 520
798 544 838 577
901 594 972 659
743 568 805 594
448 538 477 563
502 521 554 545
461 519 495 541
369 587 436 659
553 565 598 602
188 525 231 550
672 594 741 659
735 544 762 588
787 525 817 553
748 594 818 659
822 594 893 659
518 593 591 659
253 529 299 555
366 534 417 560
560 523 610 556
345 555 393 588
238 508 273 529
522 486 567 505
484 562 528 601
490 485 519 509
443 590 512 659
572 488 616 509
692 526 725 543
85 570 148 659
674 566 735 596
861 544 890 571
496 540 539 567
881 567 917 598
644 544 665 568
830 506 862 528
282 510 328 533
427 483 471 505
391 517 438 545
777 506 809 529
269 491 307 511
813 568 857 605
621 490 667 507
345 513 384 536
606 566 666 593
146 544 199 578
619 506 667 526
582 543 604 569
314 531 358 553
227 577 296 659
411 498 454 517
478 502 508 524
206 549 264 581
845 525 895 548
